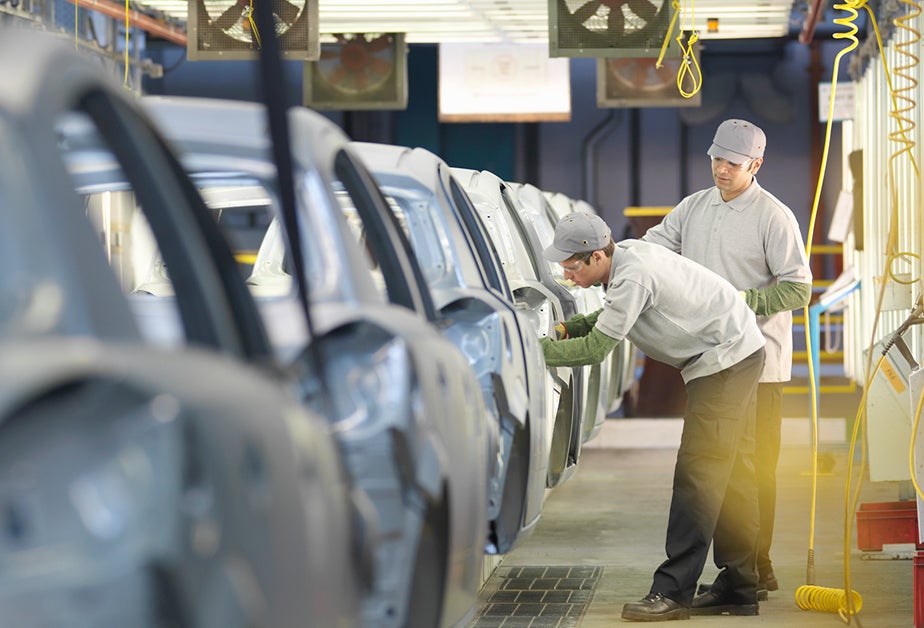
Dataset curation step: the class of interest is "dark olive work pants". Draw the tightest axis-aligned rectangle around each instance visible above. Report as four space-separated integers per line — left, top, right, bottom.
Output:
756 382 783 579
649 347 765 605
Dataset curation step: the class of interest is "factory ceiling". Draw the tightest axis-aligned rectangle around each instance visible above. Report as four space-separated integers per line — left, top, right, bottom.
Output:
132 0 801 45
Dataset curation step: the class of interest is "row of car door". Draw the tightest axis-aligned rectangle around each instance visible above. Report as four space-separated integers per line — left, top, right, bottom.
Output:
0 28 635 628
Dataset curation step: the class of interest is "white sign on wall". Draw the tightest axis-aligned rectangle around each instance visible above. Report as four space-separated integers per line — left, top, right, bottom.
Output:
438 44 571 123
827 189 853 242
818 81 855 122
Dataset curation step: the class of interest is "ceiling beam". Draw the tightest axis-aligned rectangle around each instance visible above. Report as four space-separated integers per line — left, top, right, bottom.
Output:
66 0 187 45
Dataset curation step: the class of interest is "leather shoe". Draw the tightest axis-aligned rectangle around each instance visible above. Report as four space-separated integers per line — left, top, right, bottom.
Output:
690 590 759 616
696 582 768 601
760 572 779 591
621 593 690 622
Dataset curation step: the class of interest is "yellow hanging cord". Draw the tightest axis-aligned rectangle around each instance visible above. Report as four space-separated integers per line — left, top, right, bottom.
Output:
123 0 130 87
797 0 863 619
890 0 924 509
798 0 860 599
797 0 921 623
882 1 920 179
885 1 921 285
246 0 262 49
676 0 702 98
675 37 702 99
655 0 681 69
75 0 79 50
655 0 702 98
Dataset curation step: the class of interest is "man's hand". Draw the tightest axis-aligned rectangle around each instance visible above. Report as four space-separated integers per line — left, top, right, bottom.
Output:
554 322 567 339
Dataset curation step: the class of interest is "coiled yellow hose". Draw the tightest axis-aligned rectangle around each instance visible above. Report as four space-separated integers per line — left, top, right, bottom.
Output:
795 584 864 619
798 0 862 612
798 0 921 622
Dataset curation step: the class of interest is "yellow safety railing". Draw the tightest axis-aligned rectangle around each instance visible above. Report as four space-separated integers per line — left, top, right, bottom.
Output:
623 206 673 217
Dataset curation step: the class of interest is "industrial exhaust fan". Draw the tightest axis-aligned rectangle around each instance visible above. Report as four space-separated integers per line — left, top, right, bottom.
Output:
549 0 679 58
304 33 408 111
596 51 701 108
187 0 319 61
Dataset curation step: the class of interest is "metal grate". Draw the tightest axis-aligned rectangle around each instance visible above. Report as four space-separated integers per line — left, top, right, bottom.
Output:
471 565 602 627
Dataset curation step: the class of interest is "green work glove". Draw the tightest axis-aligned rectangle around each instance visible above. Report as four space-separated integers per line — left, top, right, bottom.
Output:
541 327 619 367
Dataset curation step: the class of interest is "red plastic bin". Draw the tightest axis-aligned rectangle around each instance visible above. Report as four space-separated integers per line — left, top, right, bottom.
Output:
856 501 919 552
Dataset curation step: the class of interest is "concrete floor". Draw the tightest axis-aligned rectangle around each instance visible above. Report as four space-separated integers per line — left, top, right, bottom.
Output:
474 430 917 626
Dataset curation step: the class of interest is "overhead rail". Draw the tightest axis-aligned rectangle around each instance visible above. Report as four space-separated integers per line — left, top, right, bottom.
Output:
65 0 186 45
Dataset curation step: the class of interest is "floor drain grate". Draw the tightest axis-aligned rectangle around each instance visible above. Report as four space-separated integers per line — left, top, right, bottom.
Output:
470 565 602 627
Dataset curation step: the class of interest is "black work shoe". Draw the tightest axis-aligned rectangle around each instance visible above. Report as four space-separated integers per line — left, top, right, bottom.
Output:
696 582 768 601
621 593 691 622
759 573 779 592
690 590 759 616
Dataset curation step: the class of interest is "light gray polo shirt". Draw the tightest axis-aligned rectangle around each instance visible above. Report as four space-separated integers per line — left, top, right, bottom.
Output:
642 179 812 382
595 240 765 384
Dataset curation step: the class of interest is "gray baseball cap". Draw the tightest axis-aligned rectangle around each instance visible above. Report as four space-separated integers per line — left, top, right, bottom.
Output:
707 119 766 162
543 213 612 263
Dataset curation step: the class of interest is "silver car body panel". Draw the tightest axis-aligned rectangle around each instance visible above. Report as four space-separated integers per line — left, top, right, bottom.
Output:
539 190 638 417
144 96 489 627
351 142 551 553
509 182 612 443
0 339 362 628
450 168 584 488
543 190 575 222
0 29 361 627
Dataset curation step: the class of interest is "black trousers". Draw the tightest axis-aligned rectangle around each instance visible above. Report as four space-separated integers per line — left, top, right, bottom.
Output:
756 382 783 578
649 347 764 605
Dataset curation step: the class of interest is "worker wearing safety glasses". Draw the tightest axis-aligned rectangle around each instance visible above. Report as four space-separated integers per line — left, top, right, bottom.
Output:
642 119 813 606
541 213 766 621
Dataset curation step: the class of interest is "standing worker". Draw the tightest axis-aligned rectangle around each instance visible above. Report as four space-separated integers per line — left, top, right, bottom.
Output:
541 213 766 621
642 118 812 600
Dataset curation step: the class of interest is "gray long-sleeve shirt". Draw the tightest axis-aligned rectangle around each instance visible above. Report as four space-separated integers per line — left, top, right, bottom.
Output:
593 240 765 383
642 179 812 382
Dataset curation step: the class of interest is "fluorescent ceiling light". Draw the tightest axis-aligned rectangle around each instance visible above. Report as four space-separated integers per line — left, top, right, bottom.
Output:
131 0 796 45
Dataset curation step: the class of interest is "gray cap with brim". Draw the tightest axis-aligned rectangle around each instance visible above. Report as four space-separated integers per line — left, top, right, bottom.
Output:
543 213 612 263
707 119 766 163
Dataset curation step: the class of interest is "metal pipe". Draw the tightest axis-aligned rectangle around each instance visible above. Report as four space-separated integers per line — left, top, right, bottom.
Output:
64 0 186 45
799 0 825 44
629 108 640 206
581 109 621 206
679 120 689 198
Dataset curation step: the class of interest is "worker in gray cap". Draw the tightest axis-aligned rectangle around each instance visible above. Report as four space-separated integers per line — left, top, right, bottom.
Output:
642 118 812 606
541 213 766 621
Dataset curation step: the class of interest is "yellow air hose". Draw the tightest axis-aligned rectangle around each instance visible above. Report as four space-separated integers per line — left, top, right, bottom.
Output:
797 0 861 611
796 0 921 622
655 0 703 99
